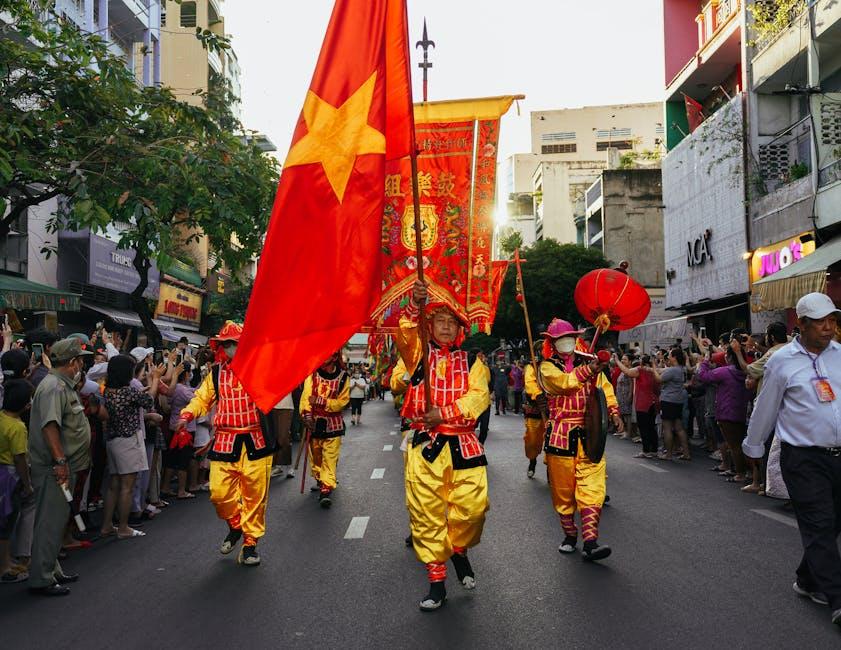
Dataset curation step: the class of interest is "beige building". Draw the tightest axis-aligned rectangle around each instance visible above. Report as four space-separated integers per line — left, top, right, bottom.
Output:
161 0 241 114
529 102 664 243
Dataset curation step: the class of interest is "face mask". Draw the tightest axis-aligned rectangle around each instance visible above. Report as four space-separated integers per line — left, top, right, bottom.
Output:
223 343 237 359
554 337 576 355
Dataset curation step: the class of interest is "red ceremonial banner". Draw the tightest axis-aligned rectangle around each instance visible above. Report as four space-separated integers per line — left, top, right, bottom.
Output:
366 97 515 335
488 260 509 327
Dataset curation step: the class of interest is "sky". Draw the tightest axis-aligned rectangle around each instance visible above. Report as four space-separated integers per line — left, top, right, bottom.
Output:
223 0 666 162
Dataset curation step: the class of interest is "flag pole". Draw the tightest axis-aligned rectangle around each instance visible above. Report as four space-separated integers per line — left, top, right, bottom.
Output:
404 0 432 411
513 249 546 427
410 153 433 411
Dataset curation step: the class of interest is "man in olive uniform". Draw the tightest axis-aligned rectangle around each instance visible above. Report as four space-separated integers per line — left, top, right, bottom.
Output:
28 339 92 596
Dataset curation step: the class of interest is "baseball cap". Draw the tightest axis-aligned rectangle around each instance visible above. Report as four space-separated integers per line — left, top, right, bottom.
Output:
51 338 94 363
129 346 154 363
795 293 841 320
1 349 30 378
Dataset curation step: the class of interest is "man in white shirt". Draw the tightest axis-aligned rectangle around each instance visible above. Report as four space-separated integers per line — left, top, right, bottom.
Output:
743 292 841 627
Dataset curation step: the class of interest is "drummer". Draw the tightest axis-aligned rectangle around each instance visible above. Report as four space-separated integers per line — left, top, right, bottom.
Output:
536 318 621 562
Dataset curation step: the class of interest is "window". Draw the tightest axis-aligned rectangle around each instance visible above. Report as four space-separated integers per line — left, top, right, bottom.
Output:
180 1 197 28
541 131 576 143
0 211 28 277
541 144 577 154
596 140 634 151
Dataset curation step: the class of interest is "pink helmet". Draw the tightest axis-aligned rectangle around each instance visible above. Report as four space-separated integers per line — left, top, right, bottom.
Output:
540 318 585 339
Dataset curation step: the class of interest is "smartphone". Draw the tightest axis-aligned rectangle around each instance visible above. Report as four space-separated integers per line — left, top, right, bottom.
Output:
3 313 7 329
153 350 164 365
31 342 44 360
699 326 706 339
175 352 183 366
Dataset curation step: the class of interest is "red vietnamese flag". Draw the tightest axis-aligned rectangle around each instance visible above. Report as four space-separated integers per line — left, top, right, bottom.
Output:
232 0 414 411
683 93 705 133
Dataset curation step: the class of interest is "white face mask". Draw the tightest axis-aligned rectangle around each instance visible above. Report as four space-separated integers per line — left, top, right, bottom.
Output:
223 343 237 359
554 337 576 355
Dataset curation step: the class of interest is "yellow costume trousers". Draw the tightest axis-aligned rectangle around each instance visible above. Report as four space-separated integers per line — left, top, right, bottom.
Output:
524 417 544 461
405 441 489 565
309 437 342 490
209 448 272 546
546 443 606 516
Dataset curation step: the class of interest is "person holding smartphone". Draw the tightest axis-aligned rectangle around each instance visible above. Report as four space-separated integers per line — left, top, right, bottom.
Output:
24 329 58 389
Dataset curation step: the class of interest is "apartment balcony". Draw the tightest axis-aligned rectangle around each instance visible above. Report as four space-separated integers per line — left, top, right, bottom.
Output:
751 7 809 93
208 48 223 74
813 0 841 42
665 0 743 102
109 0 151 41
756 116 813 194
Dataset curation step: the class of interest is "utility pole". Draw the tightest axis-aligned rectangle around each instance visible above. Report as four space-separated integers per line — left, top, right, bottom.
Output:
415 18 434 103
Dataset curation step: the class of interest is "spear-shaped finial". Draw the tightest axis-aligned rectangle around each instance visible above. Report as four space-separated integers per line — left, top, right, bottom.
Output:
415 18 435 102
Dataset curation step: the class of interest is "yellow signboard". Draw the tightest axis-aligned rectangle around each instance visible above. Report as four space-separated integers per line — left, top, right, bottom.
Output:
750 232 816 284
154 283 203 326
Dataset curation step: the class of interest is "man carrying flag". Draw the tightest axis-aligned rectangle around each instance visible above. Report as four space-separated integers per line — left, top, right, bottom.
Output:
397 280 491 612
231 0 414 413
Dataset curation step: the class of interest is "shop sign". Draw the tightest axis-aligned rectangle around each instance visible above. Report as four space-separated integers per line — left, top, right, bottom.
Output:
687 229 712 268
154 283 202 327
88 235 160 298
750 233 816 283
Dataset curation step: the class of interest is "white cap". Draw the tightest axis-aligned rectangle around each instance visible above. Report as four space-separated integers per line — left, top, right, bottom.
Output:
129 346 154 363
795 293 841 320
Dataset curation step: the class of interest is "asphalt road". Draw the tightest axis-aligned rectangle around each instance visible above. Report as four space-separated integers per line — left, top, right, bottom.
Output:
2 397 839 648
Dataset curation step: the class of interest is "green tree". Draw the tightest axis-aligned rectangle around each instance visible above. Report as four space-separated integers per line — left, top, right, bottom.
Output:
492 239 609 344
206 279 253 333
497 228 523 258
0 0 139 235
1 0 279 345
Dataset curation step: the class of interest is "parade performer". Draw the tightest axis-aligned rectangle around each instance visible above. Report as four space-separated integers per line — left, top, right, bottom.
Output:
177 322 276 567
537 318 622 561
397 280 491 612
523 343 545 479
299 352 349 508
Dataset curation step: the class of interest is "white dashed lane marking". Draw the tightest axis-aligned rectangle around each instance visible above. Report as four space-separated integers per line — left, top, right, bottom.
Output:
383 445 393 451
370 468 386 479
636 463 668 473
751 509 798 529
344 516 370 539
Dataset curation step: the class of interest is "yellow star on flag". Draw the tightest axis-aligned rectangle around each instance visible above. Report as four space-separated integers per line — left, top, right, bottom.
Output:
284 71 386 202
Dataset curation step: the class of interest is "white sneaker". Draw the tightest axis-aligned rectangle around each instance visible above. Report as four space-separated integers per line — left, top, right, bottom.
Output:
283 465 295 479
270 466 283 478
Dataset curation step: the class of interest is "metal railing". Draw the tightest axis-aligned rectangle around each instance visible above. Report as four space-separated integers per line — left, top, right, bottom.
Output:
757 116 813 192
698 0 740 50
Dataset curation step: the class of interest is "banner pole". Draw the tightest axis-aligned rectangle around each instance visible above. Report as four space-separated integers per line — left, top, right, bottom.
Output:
514 249 547 427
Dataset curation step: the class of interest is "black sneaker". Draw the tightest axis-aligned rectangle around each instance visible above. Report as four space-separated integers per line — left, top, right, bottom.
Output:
527 459 537 479
220 528 242 555
582 541 612 562
29 584 70 597
558 536 577 554
54 572 79 585
419 581 446 611
833 608 841 627
451 552 475 589
793 580 829 605
404 534 413 548
238 545 260 567
319 489 332 508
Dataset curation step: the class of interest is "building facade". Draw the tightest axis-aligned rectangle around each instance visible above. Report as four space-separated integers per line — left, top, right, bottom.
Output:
529 102 664 244
659 0 750 340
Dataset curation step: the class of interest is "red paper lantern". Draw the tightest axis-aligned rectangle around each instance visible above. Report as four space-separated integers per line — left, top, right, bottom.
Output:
574 268 651 332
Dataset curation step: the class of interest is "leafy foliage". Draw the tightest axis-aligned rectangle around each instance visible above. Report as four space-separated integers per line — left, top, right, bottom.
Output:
1 0 279 344
491 239 609 344
749 0 808 48
497 228 523 258
205 279 253 333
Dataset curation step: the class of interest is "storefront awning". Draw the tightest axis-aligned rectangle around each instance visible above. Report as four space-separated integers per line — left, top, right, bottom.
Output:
0 275 80 312
618 303 747 345
751 235 841 312
81 302 175 331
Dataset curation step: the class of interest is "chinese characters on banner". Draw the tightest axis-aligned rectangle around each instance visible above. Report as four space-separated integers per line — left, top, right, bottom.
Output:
367 96 516 334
